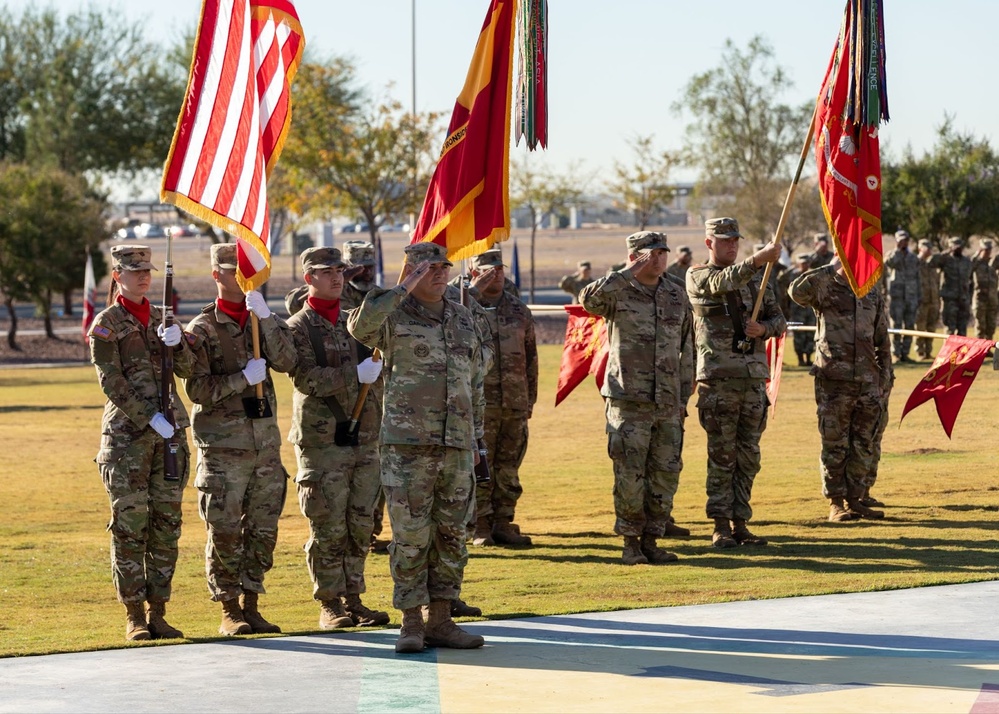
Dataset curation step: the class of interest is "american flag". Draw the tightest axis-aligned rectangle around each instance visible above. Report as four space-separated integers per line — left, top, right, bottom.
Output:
160 0 304 292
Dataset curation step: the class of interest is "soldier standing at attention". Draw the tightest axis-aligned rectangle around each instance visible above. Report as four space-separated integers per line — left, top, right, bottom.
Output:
915 239 944 359
779 254 817 366
91 245 193 641
789 258 892 522
558 260 594 304
883 230 922 363
286 247 388 630
686 218 786 549
581 232 694 565
348 242 485 654
939 237 974 335
184 243 296 636
666 246 693 282
466 248 538 548
971 238 998 340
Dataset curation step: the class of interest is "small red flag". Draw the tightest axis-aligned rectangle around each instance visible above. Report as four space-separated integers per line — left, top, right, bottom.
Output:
899 335 995 438
82 251 98 344
554 305 607 406
765 333 786 417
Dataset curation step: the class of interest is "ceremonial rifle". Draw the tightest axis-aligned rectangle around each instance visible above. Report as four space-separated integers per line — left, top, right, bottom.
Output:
161 234 180 482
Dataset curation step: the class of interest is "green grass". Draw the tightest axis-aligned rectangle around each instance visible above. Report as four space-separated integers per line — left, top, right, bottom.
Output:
1 347 997 657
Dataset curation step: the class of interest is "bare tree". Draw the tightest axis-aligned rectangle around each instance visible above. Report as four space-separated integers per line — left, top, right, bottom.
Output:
609 135 677 229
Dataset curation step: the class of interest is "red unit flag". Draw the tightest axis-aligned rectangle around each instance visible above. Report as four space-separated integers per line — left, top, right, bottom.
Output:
555 305 608 406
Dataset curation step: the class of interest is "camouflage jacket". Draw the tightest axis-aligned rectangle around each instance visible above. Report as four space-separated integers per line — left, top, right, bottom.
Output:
808 251 834 269
884 248 922 303
90 303 193 439
919 254 942 307
184 304 296 451
580 269 694 407
779 268 816 325
937 253 973 301
686 259 787 382
443 282 495 373
788 265 892 389
341 280 375 310
347 286 484 449
558 274 594 304
477 289 539 412
665 262 689 283
284 283 309 317
971 256 999 307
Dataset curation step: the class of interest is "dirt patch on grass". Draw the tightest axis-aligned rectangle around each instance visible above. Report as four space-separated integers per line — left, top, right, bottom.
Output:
907 447 947 455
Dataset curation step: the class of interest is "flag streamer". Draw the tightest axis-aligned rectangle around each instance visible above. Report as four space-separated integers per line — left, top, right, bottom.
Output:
514 0 548 150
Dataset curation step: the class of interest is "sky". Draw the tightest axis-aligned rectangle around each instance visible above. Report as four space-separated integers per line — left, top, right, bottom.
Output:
10 0 999 201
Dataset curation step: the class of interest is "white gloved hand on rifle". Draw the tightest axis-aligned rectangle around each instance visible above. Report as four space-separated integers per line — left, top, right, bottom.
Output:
149 412 176 439
242 357 267 386
245 290 271 319
156 323 182 347
356 357 382 384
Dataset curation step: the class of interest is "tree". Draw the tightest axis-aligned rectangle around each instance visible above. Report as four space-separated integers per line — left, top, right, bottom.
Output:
674 36 812 243
609 135 676 229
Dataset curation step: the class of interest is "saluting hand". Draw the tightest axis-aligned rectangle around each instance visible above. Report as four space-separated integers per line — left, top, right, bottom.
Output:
400 261 432 294
624 250 652 274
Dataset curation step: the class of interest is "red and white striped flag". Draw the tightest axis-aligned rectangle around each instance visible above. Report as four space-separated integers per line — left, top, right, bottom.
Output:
160 0 304 292
82 251 97 344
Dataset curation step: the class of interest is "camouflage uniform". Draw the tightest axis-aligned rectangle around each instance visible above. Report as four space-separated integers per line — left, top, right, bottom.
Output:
347 243 484 611
883 231 922 361
666 246 692 283
808 234 834 270
970 240 998 340
284 283 309 317
558 261 594 304
938 238 974 335
778 257 816 365
686 219 786 528
184 246 296 603
91 247 194 607
580 232 694 542
915 240 943 359
788 265 892 508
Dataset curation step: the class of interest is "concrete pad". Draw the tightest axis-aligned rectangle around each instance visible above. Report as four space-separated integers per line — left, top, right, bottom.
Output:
2 581 997 713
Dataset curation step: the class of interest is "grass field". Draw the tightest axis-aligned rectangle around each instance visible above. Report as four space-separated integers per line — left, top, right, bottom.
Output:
1 346 997 658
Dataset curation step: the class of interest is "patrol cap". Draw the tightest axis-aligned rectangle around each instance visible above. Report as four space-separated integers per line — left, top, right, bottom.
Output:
111 244 157 271
795 252 812 262
918 239 933 250
705 217 742 240
578 260 592 269
342 240 376 266
895 229 911 241
301 246 344 272
676 245 692 255
469 248 504 270
813 232 830 244
211 242 238 270
627 231 670 252
948 236 964 248
404 241 453 267
982 238 995 250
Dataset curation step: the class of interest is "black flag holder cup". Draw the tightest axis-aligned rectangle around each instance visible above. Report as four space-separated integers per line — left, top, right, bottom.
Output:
244 313 273 419
161 235 180 481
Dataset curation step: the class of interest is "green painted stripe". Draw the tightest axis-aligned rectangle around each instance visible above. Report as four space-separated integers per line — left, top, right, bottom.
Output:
358 647 440 714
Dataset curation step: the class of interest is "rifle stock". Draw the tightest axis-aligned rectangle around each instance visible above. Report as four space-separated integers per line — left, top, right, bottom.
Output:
161 236 180 482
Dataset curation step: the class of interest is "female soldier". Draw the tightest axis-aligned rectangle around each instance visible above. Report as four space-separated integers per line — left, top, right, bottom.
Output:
89 244 193 641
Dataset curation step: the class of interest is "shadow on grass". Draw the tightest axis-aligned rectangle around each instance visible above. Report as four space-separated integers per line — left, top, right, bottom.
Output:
0 404 102 413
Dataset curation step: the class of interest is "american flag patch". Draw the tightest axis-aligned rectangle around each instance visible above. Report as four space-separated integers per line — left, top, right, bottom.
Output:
185 332 198 346
91 325 113 340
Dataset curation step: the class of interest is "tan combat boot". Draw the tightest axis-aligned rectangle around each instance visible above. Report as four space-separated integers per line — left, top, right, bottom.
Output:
621 536 648 565
492 517 532 546
662 519 691 537
424 600 484 649
124 601 150 642
471 516 494 546
451 598 483 618
731 519 768 546
711 518 738 548
344 594 390 627
847 498 885 520
319 598 355 630
639 534 679 564
146 601 183 639
861 488 885 508
828 497 856 522
219 597 252 636
241 591 281 634
395 606 426 654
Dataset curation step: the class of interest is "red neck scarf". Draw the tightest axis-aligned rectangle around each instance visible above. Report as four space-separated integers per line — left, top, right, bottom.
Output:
117 295 150 328
217 297 249 330
307 296 341 325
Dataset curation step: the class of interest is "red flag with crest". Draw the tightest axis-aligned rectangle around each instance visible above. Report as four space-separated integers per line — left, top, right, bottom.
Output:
555 305 608 406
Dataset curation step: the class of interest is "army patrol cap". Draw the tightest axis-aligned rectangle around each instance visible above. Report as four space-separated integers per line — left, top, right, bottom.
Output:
918 239 933 249
343 240 376 266
470 248 505 270
795 252 812 263
895 229 911 241
301 246 345 272
813 232 830 244
211 242 238 270
578 260 592 269
948 236 964 248
677 245 692 255
111 244 157 271
705 217 742 240
627 231 670 252
982 238 995 250
404 241 453 267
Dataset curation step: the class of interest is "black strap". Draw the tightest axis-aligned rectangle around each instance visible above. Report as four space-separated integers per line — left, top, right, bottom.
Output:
205 306 255 398
691 304 728 317
304 316 350 423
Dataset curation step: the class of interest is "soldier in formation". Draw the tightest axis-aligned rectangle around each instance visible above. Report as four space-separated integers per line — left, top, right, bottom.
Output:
580 231 694 565
558 260 594 304
779 253 817 366
666 245 693 282
90 244 192 641
971 238 998 340
809 234 834 269
915 239 943 360
883 230 921 363
184 243 296 636
939 237 974 335
686 218 785 549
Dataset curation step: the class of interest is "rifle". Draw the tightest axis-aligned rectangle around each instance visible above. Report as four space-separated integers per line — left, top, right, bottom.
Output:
161 234 180 482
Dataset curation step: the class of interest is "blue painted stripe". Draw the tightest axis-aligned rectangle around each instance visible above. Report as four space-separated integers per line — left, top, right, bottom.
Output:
358 647 440 714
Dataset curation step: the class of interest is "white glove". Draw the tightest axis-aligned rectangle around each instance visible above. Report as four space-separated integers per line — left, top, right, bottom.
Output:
149 412 175 439
245 290 271 319
356 357 383 384
242 357 267 386
156 323 182 347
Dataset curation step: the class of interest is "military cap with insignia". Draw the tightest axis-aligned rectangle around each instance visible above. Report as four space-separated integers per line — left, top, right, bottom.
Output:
469 248 505 270
210 242 238 269
705 218 742 240
894 229 911 241
301 246 345 272
342 240 376 266
627 230 670 252
404 241 453 266
918 239 933 249
111 244 157 271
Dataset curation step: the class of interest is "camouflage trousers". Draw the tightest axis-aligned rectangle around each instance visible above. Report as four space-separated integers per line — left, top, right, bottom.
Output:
381 444 474 610
973 299 997 340
915 299 940 358
372 490 386 537
889 296 918 358
814 379 883 500
792 330 815 358
867 386 892 489
696 380 768 522
97 430 190 604
942 296 971 336
294 442 381 600
475 407 530 523
195 446 287 601
605 398 684 537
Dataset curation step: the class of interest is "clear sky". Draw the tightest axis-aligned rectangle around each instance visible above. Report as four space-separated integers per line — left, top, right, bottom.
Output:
11 0 999 194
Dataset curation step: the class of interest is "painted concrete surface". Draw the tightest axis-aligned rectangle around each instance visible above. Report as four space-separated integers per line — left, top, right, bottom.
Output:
1 581 997 713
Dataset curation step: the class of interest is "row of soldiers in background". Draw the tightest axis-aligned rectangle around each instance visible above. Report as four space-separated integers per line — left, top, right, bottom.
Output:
559 247 698 306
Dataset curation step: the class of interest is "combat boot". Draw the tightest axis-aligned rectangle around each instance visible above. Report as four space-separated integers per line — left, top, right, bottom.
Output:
662 520 691 537
731 520 768 546
369 534 390 554
471 516 494 546
344 594 390 627
828 497 856 522
711 518 738 549
424 600 484 649
395 606 426 654
219 597 252 636
319 598 355 630
492 517 532 546
847 498 885 520
861 488 885 508
639 534 679 564
621 536 648 565
146 601 183 639
124 601 150 642
451 598 483 618
240 591 281 634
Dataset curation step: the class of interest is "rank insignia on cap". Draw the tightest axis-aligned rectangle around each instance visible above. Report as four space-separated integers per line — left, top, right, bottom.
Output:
91 325 113 341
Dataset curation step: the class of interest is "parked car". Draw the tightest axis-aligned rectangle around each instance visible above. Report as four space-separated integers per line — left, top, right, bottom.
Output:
168 224 197 238
116 226 137 240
